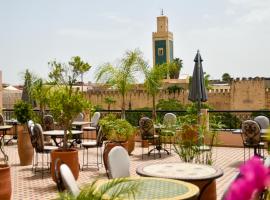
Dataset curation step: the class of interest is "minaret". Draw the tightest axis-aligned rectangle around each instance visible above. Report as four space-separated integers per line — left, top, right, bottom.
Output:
152 11 174 66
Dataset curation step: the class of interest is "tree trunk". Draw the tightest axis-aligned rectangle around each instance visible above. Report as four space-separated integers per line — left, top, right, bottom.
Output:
63 129 68 150
121 94 126 119
152 95 156 122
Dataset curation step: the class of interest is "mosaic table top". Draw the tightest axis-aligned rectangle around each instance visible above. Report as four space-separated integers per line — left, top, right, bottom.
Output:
136 162 223 181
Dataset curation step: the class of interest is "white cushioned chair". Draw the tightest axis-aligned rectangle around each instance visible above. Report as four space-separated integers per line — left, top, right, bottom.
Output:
107 146 130 179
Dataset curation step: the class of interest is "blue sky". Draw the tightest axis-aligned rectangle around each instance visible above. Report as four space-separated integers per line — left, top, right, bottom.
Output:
1 0 270 84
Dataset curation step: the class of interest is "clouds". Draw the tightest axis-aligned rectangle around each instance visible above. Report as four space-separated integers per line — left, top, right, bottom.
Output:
227 0 270 23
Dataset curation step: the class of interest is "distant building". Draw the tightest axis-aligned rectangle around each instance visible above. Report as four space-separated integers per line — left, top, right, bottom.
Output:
152 13 174 66
0 71 2 111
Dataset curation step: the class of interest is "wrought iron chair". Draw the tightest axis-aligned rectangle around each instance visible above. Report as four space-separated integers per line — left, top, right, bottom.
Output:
139 117 163 159
0 113 4 125
241 120 265 162
254 116 270 129
160 113 177 154
82 112 101 139
32 123 58 178
81 127 103 170
43 115 55 131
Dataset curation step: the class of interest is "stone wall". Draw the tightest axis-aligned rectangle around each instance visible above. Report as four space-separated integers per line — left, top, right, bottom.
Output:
230 78 266 110
85 78 270 110
0 71 2 111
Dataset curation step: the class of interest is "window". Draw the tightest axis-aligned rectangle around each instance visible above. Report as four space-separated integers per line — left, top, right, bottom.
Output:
158 48 164 56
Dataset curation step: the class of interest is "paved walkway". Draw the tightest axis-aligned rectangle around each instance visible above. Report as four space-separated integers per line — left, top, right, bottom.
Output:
1 142 256 200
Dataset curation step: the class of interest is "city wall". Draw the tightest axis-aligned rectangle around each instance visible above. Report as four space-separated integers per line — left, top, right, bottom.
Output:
85 78 270 110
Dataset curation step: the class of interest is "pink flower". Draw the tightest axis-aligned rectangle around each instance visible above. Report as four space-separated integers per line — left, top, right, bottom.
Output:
225 156 270 200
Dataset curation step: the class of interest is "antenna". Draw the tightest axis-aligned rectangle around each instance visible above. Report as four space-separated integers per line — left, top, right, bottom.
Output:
161 9 164 16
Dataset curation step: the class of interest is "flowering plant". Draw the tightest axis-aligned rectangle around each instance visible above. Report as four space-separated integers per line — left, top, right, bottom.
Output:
225 156 270 200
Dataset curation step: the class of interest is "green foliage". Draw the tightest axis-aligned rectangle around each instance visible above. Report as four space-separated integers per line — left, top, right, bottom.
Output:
210 112 241 129
99 114 134 142
14 101 33 124
167 85 183 95
96 49 148 119
30 78 52 125
156 99 184 111
168 58 183 79
48 56 91 149
125 108 152 126
104 97 116 110
56 178 141 200
143 64 167 121
222 73 232 82
21 69 37 106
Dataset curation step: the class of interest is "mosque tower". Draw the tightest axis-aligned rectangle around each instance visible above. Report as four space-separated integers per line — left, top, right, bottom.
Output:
152 11 174 66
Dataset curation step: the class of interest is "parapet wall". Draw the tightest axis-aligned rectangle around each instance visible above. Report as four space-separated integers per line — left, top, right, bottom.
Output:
85 78 270 110
0 71 2 111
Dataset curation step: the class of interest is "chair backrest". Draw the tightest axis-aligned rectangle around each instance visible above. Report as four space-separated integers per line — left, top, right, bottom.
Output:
241 120 261 145
74 113 84 122
96 127 103 147
60 164 80 197
32 123 45 152
139 117 155 140
107 146 130 179
163 113 177 127
254 116 270 129
90 112 101 127
27 120 34 136
0 113 4 125
43 115 54 131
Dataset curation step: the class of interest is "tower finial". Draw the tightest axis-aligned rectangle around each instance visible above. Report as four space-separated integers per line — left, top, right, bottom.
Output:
161 9 164 16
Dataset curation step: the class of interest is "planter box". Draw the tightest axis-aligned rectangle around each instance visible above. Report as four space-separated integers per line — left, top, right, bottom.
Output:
207 130 243 148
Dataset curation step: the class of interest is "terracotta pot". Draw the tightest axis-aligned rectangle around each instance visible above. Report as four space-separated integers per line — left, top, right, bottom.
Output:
127 135 135 155
141 140 149 148
103 141 128 171
190 180 217 200
18 129 33 166
0 164 12 200
51 148 79 183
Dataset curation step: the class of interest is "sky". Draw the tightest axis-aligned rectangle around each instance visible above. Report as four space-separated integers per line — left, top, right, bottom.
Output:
0 0 270 85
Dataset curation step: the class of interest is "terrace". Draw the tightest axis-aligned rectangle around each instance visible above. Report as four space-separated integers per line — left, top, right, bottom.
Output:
3 141 246 200
1 108 270 200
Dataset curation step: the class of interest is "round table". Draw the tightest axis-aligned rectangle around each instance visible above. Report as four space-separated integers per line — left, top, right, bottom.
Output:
136 162 223 200
43 130 83 147
96 177 199 200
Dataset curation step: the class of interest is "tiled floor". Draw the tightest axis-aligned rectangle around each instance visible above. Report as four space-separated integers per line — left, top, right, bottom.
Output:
1 142 256 200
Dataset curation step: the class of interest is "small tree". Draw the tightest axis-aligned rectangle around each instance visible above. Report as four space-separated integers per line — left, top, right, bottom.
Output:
144 65 167 121
96 49 147 119
168 58 183 79
222 73 232 82
48 56 91 150
104 96 116 110
30 78 51 124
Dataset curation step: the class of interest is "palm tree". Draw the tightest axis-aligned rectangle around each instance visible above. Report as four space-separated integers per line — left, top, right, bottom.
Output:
57 178 140 200
144 64 167 121
96 49 147 119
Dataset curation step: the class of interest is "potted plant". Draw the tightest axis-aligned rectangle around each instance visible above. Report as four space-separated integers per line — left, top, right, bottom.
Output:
14 100 34 166
0 141 12 199
99 114 134 169
48 56 91 182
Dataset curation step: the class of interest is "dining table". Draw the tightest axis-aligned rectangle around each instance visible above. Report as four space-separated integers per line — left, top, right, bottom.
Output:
71 121 91 130
43 130 83 147
4 119 19 144
0 125 13 162
136 162 223 200
96 177 199 200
